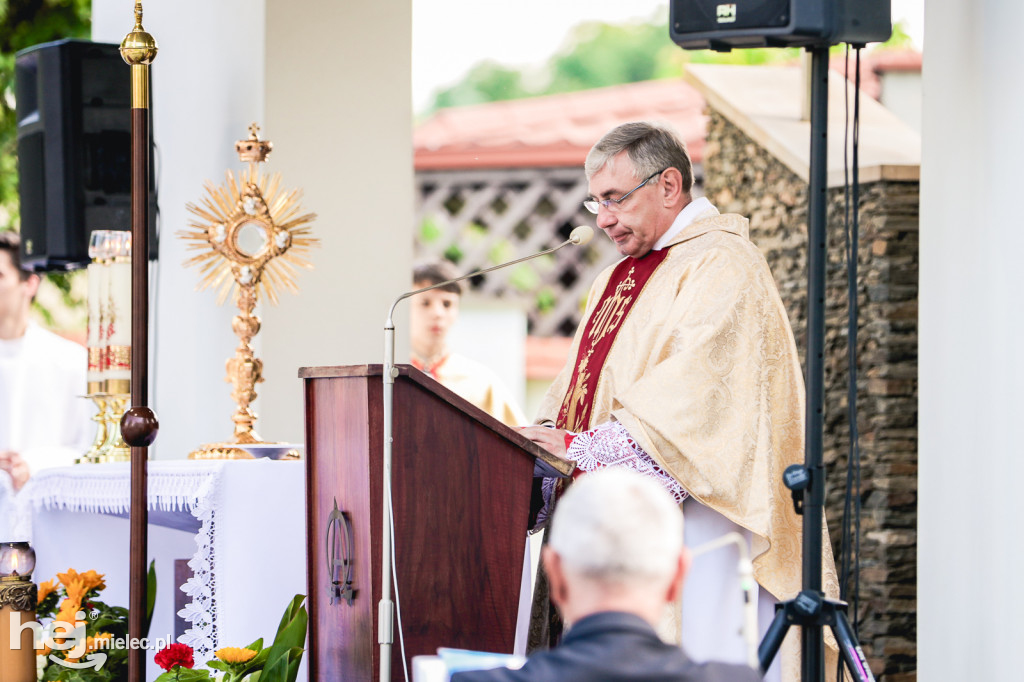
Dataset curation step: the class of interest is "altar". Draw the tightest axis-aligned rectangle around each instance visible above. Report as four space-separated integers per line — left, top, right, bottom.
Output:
15 459 305 678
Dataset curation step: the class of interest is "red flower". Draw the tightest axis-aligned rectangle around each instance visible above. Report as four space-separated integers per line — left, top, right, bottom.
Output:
155 642 195 671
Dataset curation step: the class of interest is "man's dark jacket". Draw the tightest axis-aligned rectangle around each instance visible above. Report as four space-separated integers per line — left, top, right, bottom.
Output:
451 611 761 682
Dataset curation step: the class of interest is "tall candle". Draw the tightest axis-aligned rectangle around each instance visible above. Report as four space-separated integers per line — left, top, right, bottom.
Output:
86 262 106 395
105 232 132 396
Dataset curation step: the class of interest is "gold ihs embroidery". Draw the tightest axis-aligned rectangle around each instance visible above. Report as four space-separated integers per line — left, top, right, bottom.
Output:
560 349 593 432
587 267 636 343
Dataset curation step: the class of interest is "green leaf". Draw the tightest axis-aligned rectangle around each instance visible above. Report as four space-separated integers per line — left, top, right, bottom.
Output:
260 596 308 682
154 668 213 682
145 559 158 637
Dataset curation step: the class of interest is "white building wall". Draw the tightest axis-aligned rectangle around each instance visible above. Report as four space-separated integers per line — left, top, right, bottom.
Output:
919 2 1024 679
260 0 414 445
90 0 414 455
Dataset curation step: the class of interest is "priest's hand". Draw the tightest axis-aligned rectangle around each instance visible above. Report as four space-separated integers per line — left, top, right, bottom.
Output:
519 425 570 461
0 450 30 491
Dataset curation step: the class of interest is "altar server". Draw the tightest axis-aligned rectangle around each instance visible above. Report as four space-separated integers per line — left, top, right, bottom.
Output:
0 232 92 491
410 260 527 427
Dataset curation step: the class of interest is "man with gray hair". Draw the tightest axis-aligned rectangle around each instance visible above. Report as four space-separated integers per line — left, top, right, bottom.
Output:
519 121 838 679
453 469 759 681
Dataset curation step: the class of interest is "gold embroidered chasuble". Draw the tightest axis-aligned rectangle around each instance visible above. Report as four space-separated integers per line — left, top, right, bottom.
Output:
556 248 669 433
537 207 840 629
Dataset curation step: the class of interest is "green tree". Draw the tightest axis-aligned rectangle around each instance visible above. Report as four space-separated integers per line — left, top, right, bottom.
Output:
425 13 914 115
431 59 531 110
543 20 684 94
0 0 92 232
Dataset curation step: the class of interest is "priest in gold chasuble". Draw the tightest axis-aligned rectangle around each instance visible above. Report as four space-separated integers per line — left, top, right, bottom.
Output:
520 122 839 682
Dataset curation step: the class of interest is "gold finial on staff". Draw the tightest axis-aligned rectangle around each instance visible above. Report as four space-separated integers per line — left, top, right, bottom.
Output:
119 2 158 107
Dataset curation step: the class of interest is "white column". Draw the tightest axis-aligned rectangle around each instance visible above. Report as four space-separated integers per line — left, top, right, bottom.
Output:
259 0 414 444
919 2 1024 679
91 1 265 458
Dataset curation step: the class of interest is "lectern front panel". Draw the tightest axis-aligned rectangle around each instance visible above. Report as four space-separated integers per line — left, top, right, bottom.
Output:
303 366 537 681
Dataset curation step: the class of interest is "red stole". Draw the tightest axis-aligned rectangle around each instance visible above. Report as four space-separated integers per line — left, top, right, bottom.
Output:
556 249 670 432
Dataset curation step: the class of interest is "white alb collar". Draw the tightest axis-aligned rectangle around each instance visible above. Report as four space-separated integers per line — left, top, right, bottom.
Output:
652 196 714 251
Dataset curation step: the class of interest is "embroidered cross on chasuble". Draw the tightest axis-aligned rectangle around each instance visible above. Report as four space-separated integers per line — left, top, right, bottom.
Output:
556 248 670 433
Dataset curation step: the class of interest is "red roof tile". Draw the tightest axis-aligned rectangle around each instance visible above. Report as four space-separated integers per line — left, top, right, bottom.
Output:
828 48 923 100
414 50 920 173
414 79 707 171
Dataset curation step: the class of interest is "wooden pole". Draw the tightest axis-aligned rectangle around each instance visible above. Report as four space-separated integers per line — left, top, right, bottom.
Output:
119 4 158 679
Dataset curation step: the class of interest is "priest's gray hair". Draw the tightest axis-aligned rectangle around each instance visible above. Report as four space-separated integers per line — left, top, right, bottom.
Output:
584 121 694 194
549 468 684 585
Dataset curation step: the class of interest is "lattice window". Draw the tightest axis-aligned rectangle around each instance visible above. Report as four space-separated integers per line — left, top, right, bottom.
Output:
415 167 620 337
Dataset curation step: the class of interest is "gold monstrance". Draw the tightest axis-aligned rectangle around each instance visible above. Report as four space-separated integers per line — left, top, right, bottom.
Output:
181 124 317 459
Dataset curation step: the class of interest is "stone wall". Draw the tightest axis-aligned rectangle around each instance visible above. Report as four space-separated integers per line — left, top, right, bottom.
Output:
703 110 918 681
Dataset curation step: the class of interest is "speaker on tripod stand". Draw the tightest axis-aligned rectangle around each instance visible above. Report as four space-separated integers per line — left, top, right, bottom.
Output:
669 2 892 680
15 38 158 271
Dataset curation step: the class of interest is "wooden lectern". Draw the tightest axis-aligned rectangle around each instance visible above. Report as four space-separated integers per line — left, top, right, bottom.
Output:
300 365 571 681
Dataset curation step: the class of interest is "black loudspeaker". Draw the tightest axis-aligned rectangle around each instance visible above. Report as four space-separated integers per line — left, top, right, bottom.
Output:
15 39 157 270
670 0 892 50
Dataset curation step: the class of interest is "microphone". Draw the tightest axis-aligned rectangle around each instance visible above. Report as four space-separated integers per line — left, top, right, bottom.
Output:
569 225 594 245
377 226 594 682
387 224 593 323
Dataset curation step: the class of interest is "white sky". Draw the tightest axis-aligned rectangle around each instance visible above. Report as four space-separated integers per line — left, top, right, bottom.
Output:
412 0 925 112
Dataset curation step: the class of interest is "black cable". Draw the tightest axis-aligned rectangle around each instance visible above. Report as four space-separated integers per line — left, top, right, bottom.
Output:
850 46 863 637
837 47 853 682
836 44 865 682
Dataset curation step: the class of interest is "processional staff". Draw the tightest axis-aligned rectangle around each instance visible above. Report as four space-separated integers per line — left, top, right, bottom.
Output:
118 3 159 680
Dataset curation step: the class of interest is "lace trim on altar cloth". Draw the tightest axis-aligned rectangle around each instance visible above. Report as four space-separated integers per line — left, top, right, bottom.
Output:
566 421 688 504
24 461 225 660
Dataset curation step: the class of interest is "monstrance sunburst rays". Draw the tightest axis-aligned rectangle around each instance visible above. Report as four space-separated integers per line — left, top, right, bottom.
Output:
180 165 317 305
179 124 318 459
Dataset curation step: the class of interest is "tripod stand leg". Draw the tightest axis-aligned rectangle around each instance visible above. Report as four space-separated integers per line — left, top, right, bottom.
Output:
831 610 875 682
758 606 792 675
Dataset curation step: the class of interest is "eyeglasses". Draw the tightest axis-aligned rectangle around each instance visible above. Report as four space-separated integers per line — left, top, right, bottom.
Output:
583 169 666 215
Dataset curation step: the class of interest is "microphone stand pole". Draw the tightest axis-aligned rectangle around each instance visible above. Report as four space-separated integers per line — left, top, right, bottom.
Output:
378 227 592 681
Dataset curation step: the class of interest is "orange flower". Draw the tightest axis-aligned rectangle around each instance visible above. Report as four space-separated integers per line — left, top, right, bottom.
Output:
54 597 85 628
37 579 57 604
56 568 81 588
78 570 106 593
215 647 257 664
64 578 88 605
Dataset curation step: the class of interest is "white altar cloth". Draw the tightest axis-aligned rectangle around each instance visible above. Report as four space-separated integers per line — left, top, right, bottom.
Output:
17 459 305 676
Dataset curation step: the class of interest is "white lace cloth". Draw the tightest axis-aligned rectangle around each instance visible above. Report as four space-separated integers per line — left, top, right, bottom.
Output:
566 421 688 503
22 461 225 659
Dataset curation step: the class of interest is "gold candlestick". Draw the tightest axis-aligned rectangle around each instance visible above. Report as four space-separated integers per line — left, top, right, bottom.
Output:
0 543 38 682
96 395 131 463
77 394 111 464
